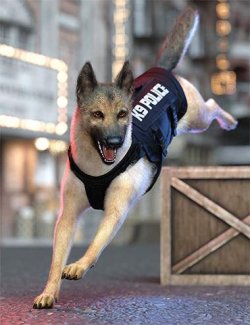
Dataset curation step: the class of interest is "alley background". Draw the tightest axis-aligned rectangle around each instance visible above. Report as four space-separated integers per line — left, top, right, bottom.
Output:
0 0 249 246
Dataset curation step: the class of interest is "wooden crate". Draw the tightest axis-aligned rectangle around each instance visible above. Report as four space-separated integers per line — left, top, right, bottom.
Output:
160 167 250 286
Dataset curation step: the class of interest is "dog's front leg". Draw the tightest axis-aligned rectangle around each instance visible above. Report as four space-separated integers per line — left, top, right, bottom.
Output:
33 168 89 309
62 159 154 280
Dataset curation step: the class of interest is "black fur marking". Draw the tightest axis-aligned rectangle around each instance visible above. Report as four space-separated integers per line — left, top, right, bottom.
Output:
106 89 115 101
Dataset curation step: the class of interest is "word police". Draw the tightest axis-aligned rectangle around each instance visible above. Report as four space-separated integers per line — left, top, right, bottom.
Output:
132 83 169 122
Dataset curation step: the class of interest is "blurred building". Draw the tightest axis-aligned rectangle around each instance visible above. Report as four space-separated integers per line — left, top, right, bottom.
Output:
0 0 249 244
0 0 113 243
0 0 80 241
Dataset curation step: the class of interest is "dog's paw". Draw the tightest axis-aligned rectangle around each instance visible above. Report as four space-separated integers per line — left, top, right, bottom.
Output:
218 112 238 131
62 263 85 280
219 118 238 131
33 293 55 309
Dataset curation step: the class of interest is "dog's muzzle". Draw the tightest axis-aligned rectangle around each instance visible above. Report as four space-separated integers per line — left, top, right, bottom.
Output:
97 136 123 165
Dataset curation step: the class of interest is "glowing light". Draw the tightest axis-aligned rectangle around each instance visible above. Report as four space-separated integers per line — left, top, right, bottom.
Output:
19 51 48 66
216 54 230 70
115 0 126 5
216 3 230 19
0 115 59 134
113 34 128 45
0 44 61 69
0 44 15 57
113 47 127 59
0 115 20 128
55 122 68 135
50 58 67 71
57 71 68 82
20 119 47 132
114 9 129 22
211 71 236 95
112 61 124 78
35 137 50 151
49 140 68 154
112 0 130 79
0 43 69 135
212 0 234 95
57 96 68 108
216 20 231 36
45 123 56 134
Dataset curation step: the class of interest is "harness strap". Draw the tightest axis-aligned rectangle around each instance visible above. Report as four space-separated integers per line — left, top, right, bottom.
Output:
68 144 140 185
68 144 140 210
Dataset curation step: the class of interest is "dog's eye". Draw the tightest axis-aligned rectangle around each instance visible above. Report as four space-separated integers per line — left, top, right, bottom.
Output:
117 110 128 119
92 111 104 119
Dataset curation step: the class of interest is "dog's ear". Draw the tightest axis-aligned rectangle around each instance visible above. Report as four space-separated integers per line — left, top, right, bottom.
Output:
76 62 98 105
115 61 134 95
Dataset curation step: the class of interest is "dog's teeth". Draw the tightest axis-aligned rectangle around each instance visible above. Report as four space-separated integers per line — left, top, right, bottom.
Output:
97 141 105 159
97 141 116 163
97 141 102 152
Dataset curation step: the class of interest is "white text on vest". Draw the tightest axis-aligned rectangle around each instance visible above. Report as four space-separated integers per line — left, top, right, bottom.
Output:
132 83 169 122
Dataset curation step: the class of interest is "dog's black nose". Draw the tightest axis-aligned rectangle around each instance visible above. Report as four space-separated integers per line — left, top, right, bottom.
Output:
105 136 123 148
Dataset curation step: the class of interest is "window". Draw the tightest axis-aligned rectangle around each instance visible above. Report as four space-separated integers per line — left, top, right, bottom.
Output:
0 24 10 44
0 0 33 50
18 28 30 50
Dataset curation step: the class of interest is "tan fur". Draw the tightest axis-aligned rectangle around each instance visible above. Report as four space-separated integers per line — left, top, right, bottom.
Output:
33 8 237 309
33 164 90 308
71 98 132 176
176 76 237 135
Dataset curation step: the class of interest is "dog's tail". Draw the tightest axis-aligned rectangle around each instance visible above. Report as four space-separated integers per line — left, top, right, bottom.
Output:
155 7 199 71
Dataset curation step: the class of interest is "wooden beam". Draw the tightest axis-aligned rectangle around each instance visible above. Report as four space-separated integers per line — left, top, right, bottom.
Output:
171 178 250 239
160 170 172 285
172 214 250 274
168 274 250 286
163 166 250 179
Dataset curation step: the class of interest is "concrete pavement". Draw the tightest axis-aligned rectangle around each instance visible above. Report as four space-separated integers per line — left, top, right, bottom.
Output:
1 245 250 324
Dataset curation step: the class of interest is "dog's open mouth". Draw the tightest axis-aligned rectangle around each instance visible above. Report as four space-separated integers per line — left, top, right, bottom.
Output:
97 141 117 164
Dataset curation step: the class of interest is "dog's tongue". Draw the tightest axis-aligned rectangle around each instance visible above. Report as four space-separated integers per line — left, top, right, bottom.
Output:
103 145 116 162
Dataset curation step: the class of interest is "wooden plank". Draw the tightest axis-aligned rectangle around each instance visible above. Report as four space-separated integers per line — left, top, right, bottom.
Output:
172 214 250 274
169 274 250 286
160 169 171 285
163 166 250 179
171 177 250 239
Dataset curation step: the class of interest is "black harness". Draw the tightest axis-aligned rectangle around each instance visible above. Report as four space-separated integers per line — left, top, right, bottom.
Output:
68 67 187 210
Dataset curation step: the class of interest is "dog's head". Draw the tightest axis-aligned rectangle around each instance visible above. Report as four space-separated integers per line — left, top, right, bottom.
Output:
76 61 134 165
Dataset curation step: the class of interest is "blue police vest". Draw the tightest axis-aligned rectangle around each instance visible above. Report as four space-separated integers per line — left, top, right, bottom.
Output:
132 67 187 163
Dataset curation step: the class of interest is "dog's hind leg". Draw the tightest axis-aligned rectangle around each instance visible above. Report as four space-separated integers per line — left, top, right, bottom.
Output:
33 168 89 309
61 159 154 280
205 98 238 131
176 76 238 135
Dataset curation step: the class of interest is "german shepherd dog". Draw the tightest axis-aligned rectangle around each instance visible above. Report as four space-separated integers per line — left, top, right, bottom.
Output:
34 7 237 308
